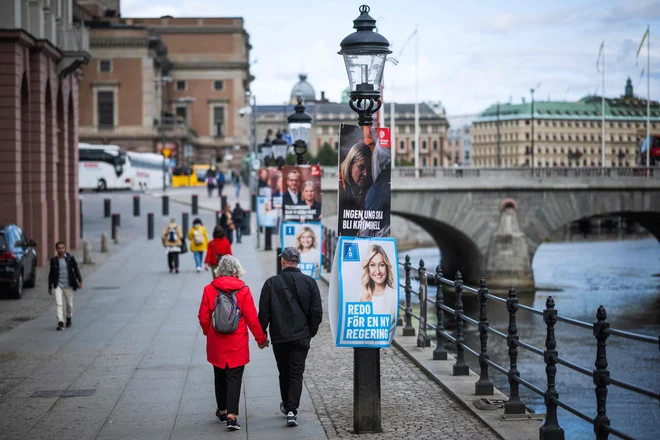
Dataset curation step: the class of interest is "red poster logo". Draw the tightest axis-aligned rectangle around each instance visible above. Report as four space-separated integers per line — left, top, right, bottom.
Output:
310 165 321 176
377 128 391 148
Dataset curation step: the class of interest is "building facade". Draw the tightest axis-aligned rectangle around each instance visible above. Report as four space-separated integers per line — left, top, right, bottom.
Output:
471 79 660 167
78 11 252 166
0 0 90 259
257 74 449 167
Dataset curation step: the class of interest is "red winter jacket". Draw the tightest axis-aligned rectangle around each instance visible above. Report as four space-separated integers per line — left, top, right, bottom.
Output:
205 237 233 266
198 276 267 368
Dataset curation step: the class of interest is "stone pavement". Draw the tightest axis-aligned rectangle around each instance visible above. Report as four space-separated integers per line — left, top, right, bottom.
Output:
0 215 326 439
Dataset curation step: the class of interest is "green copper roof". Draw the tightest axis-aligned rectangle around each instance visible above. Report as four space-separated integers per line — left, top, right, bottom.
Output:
477 95 660 122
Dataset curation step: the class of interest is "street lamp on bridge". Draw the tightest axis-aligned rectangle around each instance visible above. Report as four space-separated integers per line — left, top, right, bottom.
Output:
339 4 391 434
287 97 313 165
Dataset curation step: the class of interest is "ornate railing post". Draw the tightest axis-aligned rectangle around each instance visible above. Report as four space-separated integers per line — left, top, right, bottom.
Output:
402 255 415 336
540 297 564 439
505 287 526 414
475 277 494 394
433 265 447 360
593 306 611 440
453 271 469 375
416 260 430 347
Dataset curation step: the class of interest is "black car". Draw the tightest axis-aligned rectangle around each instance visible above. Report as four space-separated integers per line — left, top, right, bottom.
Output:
0 224 37 299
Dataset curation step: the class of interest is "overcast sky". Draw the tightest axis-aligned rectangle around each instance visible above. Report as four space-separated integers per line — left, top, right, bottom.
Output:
122 0 660 116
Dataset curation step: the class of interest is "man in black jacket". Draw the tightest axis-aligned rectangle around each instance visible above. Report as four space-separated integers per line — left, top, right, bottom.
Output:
258 247 323 427
48 241 83 330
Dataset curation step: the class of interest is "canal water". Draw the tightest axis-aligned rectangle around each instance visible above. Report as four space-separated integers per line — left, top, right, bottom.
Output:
403 238 660 440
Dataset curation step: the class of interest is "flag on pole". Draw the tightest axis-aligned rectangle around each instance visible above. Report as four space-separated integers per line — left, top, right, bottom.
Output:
636 28 649 65
596 41 604 72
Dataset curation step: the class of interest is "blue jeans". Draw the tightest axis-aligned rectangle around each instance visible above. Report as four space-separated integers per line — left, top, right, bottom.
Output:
234 182 241 198
193 251 203 268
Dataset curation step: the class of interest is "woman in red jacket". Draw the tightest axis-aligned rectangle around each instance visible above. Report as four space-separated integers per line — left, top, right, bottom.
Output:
204 225 233 276
198 255 268 431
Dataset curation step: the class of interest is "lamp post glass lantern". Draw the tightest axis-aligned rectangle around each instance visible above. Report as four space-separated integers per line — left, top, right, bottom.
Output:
339 4 391 126
287 97 313 165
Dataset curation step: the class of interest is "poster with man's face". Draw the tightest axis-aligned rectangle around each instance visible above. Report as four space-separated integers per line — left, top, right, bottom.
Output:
335 236 399 348
281 165 322 222
280 222 322 280
257 167 282 198
338 124 391 237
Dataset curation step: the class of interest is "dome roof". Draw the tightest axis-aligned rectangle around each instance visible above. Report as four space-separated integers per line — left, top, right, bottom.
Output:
290 74 316 103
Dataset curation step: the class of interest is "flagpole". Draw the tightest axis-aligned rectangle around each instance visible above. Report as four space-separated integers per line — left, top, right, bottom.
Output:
601 42 606 167
414 25 419 178
647 25 651 167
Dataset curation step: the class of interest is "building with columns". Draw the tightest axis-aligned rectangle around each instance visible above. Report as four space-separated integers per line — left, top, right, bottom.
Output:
471 79 660 168
0 0 91 260
257 74 449 167
78 6 253 166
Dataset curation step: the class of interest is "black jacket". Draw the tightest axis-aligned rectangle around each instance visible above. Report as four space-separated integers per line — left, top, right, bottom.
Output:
259 267 323 344
48 254 83 291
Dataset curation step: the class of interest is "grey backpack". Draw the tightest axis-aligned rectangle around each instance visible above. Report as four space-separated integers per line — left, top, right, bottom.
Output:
212 287 241 333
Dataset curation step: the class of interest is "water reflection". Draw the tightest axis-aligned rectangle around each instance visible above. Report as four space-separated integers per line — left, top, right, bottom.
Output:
402 238 660 440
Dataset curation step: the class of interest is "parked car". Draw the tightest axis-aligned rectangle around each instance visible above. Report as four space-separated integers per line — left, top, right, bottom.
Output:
0 224 37 299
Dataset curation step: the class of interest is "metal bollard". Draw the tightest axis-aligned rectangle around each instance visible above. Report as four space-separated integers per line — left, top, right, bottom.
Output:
264 227 273 251
402 256 415 336
79 199 83 239
101 233 109 253
432 265 448 359
221 195 228 211
416 260 430 347
147 213 154 240
104 198 111 218
593 306 611 440
111 213 120 241
276 247 282 274
251 192 256 212
243 210 252 236
83 239 93 264
216 210 222 226
453 271 469 376
133 195 140 216
540 297 564 439
475 278 493 393
192 194 198 215
504 287 526 414
182 212 189 237
113 226 120 244
162 195 169 216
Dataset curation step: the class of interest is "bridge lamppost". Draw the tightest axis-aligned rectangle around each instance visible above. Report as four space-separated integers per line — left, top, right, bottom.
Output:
339 4 391 434
287 97 313 165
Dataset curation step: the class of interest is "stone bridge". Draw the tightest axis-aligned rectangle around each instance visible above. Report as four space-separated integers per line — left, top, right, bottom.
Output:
320 167 660 292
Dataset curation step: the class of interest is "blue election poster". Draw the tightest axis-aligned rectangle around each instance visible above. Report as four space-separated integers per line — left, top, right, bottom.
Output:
281 222 322 279
336 236 399 348
257 196 278 227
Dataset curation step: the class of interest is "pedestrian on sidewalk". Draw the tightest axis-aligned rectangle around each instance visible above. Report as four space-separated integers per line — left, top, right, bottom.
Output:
205 225 233 278
258 247 323 427
232 203 245 244
217 169 226 196
232 168 241 199
162 218 183 273
188 218 209 273
219 204 235 244
198 255 269 431
206 168 216 197
48 241 83 330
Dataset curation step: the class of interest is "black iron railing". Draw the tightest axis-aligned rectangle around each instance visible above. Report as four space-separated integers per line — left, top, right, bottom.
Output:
319 232 659 439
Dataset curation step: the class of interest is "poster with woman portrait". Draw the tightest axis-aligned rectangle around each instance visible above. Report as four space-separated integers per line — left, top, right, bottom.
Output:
281 165 322 222
257 196 278 227
335 236 399 348
338 124 391 237
280 222 322 279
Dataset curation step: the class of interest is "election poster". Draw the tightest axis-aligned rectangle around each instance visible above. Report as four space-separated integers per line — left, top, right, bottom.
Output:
338 124 391 237
335 237 399 348
256 196 278 228
256 166 282 198
281 165 322 222
280 222 322 279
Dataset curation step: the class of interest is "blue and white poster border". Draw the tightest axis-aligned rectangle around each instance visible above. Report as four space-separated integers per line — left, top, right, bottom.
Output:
280 222 323 280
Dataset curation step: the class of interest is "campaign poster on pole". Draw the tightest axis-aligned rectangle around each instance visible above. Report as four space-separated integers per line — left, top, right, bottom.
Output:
281 165 322 222
280 222 322 279
335 236 399 348
338 125 391 237
256 167 282 199
256 196 278 227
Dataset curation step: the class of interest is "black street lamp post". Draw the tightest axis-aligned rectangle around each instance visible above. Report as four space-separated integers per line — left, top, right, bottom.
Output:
339 5 390 434
271 130 287 169
287 97 313 165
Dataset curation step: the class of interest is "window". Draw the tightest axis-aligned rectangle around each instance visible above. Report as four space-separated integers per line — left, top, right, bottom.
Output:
213 80 224 91
212 106 225 137
422 141 427 150
176 80 186 91
422 157 427 167
433 157 438 166
399 141 405 151
433 140 438 151
97 91 114 128
99 59 112 73
175 106 188 124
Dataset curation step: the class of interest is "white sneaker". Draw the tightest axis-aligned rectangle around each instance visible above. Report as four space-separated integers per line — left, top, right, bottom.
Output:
196 267 201 272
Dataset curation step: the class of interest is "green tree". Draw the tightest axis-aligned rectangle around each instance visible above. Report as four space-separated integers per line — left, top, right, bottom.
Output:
316 142 337 166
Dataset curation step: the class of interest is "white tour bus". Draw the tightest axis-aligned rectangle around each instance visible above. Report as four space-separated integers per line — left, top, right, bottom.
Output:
78 143 133 191
126 151 170 191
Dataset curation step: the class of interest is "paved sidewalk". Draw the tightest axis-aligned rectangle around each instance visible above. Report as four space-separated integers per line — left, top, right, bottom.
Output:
0 225 326 439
